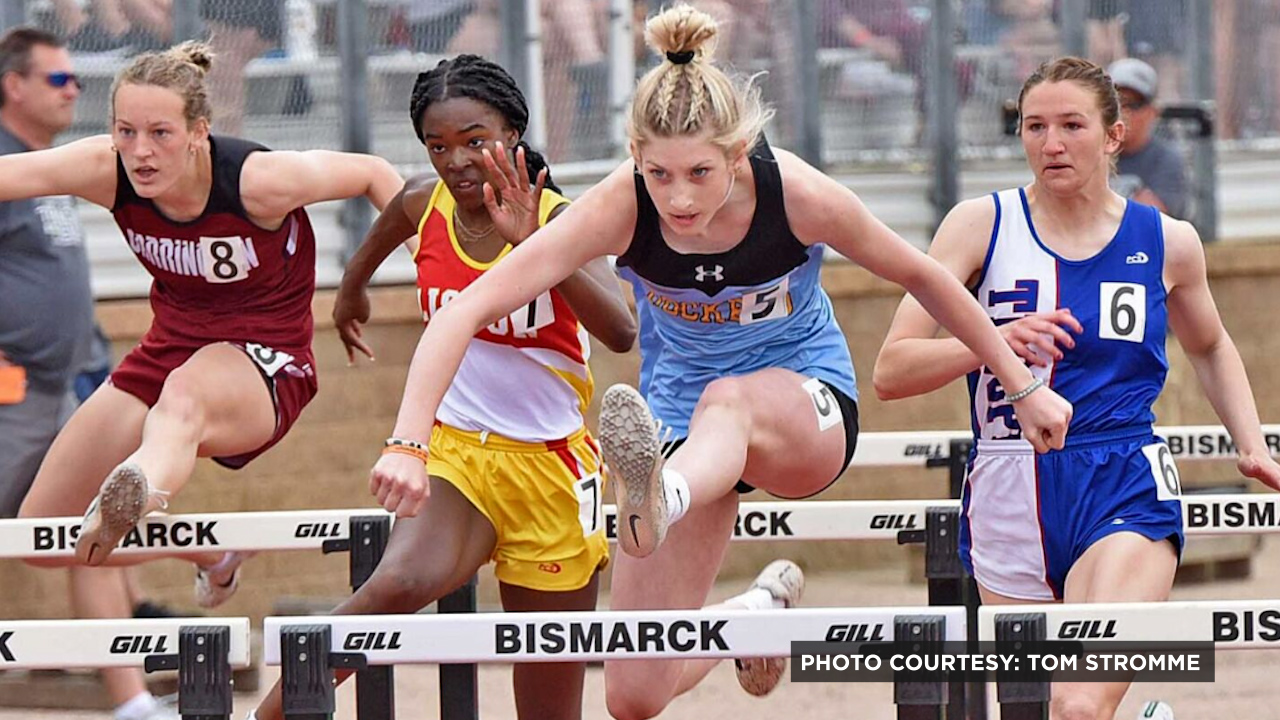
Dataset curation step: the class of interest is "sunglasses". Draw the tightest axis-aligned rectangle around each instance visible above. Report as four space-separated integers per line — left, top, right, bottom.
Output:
43 71 81 89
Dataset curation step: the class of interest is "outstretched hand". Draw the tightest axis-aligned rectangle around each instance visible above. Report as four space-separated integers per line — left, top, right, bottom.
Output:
481 142 548 246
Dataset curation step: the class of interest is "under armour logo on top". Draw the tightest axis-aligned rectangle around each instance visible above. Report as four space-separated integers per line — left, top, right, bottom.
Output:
694 265 724 283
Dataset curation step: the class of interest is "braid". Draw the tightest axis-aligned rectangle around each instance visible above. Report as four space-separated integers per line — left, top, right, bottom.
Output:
408 54 556 192
683 66 708 132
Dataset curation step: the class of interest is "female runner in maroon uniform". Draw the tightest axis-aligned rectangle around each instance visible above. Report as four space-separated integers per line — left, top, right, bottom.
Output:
1 37 399 654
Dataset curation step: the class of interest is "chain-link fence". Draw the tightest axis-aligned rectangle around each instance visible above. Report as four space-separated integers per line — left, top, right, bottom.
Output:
12 0 1271 241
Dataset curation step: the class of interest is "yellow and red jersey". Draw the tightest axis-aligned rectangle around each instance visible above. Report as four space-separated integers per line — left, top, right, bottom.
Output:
414 182 592 443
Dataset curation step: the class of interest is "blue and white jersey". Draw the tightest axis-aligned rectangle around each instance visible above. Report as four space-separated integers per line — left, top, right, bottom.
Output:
968 188 1169 445
616 140 856 436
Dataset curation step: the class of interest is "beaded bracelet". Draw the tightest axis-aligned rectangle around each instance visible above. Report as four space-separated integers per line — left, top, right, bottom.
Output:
1006 377 1044 403
382 437 430 464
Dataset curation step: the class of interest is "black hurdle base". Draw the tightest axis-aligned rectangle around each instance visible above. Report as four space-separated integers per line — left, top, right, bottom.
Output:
144 625 234 720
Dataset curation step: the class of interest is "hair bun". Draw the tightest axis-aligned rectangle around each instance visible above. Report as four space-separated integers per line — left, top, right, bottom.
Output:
645 3 718 62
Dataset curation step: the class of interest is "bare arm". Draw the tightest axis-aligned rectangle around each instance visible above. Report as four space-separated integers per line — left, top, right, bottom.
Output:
1164 216 1280 489
333 175 433 363
779 150 1071 450
779 153 1037 397
874 197 1082 399
393 163 636 443
240 150 404 220
545 204 637 353
371 163 637 516
0 135 117 208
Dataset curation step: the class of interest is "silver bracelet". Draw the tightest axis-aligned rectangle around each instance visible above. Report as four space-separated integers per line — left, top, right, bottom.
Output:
1006 377 1044 403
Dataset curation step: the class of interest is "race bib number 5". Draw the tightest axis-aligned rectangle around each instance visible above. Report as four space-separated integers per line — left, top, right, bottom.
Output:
802 377 842 432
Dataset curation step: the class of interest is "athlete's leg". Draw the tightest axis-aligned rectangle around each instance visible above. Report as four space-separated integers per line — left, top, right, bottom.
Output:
1050 533 1177 720
604 491 740 720
603 369 849 556
254 476 497 720
500 574 601 720
77 343 277 564
674 369 848 501
17 385 206 709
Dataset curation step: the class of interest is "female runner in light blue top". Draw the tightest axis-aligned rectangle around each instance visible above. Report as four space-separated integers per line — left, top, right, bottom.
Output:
366 5 1072 718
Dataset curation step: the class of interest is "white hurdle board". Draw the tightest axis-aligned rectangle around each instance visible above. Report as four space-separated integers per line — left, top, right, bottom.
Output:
0 618 251 669
264 606 968 665
979 600 1280 649
850 424 1280 467
0 509 380 559
3 493 1278 559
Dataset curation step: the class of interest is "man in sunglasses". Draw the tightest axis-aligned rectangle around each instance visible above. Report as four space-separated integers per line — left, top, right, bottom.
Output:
0 26 180 720
1109 57 1189 219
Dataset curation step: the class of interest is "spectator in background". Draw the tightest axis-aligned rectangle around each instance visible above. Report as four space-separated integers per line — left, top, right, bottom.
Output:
1088 0 1186 99
201 0 282 134
53 0 172 54
1109 57 1187 218
820 0 925 76
406 0 472 52
0 27 178 720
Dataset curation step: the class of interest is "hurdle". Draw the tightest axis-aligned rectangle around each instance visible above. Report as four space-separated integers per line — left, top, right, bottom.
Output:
2 425 1271 717
264 606 968 720
0 617 251 719
978 599 1280 718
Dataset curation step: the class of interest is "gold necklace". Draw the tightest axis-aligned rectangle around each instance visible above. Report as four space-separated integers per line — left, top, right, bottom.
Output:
453 209 496 243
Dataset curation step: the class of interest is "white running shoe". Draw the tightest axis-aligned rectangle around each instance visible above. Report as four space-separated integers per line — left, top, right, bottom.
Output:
77 462 167 566
1138 701 1175 720
195 552 247 609
598 384 672 558
734 560 806 697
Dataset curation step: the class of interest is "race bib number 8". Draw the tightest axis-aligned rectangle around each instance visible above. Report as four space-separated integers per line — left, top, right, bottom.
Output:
245 343 295 378
1142 442 1182 501
201 236 252 284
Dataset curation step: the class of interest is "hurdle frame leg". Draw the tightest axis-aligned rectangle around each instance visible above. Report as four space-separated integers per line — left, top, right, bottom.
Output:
893 615 947 720
438 575 479 720
348 517 395 720
994 614 1050 720
144 625 234 720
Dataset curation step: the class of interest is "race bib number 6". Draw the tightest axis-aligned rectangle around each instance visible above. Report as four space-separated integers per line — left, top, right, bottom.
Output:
1142 442 1182 501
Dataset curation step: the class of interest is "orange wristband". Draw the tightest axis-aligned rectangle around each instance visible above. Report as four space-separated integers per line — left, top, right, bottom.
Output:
382 438 430 464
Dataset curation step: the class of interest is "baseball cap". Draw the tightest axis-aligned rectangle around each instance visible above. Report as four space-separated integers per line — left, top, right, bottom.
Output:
1108 58 1159 102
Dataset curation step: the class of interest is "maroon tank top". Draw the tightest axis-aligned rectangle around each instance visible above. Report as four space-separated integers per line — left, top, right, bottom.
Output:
111 135 316 353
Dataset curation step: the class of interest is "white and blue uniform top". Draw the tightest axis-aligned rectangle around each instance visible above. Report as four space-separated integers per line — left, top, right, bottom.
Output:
959 188 1181 601
969 187 1168 446
616 140 856 436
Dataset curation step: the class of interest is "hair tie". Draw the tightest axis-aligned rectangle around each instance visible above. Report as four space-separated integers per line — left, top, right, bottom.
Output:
666 50 696 65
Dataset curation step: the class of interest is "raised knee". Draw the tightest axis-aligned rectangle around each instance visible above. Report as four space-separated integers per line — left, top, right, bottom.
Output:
697 377 749 412
22 556 67 569
362 565 448 613
1052 693 1106 720
604 667 670 720
153 368 210 431
605 686 666 720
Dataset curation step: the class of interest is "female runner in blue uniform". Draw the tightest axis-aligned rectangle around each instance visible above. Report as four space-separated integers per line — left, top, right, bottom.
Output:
875 56 1280 720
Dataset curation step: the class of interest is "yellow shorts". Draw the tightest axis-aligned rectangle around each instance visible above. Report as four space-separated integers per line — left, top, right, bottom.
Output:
427 423 609 592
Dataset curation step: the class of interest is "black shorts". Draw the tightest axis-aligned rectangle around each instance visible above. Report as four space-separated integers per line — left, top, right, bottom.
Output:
661 379 859 498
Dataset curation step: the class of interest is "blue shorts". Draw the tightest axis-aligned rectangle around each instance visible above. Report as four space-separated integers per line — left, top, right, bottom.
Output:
959 426 1184 601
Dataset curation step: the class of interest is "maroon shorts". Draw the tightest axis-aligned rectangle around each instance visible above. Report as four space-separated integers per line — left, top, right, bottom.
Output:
109 338 318 469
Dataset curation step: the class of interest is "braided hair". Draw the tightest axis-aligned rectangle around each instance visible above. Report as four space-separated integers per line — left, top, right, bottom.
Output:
410 54 560 194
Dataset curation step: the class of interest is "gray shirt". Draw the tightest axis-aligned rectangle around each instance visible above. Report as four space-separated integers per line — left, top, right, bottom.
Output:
1115 136 1188 220
0 123 93 394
